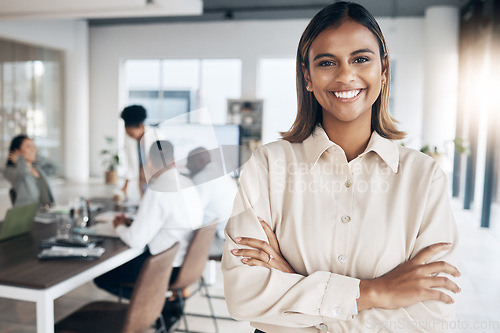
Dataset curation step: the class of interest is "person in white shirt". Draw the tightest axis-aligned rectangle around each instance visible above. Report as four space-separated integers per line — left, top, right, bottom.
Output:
95 140 203 321
120 105 154 200
223 2 461 333
186 147 238 239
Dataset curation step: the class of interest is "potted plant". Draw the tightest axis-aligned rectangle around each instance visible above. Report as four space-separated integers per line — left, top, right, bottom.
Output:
420 138 470 169
100 136 120 184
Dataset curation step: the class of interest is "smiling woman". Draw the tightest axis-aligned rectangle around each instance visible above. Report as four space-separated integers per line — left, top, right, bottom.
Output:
281 2 405 148
222 2 460 333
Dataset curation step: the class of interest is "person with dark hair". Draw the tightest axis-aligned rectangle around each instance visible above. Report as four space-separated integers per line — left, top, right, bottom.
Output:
223 2 460 332
4 134 54 208
94 140 203 327
120 104 153 199
186 147 237 239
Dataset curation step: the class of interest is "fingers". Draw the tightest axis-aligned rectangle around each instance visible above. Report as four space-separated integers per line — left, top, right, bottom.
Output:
412 242 453 264
424 276 461 294
231 248 271 263
257 217 279 252
424 261 461 278
235 236 274 255
8 152 18 163
113 214 126 224
241 258 270 269
423 289 456 304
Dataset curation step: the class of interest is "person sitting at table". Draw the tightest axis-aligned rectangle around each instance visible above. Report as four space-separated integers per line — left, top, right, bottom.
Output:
94 140 203 327
4 134 55 208
186 146 238 239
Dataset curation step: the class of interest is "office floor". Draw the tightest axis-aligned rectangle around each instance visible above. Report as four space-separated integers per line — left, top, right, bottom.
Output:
0 180 498 332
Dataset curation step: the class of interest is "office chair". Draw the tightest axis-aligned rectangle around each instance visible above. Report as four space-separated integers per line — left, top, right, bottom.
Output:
55 243 180 333
9 188 16 205
169 222 219 333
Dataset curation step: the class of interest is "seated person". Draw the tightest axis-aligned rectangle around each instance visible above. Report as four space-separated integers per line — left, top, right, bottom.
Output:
186 147 238 239
4 134 55 208
94 140 203 326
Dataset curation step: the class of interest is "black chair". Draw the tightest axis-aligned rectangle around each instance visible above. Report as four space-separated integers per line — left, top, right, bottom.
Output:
9 188 16 205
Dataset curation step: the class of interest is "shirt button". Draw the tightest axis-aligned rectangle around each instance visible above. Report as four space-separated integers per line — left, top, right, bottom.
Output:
319 323 329 331
341 215 351 223
338 255 348 264
332 307 342 317
345 180 352 188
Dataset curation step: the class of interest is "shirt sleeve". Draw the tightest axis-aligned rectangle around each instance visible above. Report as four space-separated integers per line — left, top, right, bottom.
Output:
115 189 165 249
34 155 59 176
222 150 360 328
123 136 137 181
328 166 459 333
3 155 31 184
403 168 459 329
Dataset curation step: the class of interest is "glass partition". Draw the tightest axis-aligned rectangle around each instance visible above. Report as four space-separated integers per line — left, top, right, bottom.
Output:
0 39 64 188
126 58 241 125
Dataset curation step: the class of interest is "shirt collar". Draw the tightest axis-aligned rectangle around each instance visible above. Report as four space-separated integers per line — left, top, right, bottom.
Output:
303 126 400 173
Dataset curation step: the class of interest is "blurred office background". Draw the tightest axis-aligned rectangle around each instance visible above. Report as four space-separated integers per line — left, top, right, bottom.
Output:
0 0 498 332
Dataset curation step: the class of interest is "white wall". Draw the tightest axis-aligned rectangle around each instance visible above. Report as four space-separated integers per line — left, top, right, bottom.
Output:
0 19 90 182
378 18 426 148
89 18 427 176
89 20 308 176
422 7 459 150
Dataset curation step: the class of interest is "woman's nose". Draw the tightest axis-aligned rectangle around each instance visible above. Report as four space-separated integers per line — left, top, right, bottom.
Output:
335 64 357 83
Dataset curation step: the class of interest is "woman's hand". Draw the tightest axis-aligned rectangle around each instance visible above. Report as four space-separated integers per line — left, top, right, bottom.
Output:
358 242 461 311
231 217 296 274
8 151 19 164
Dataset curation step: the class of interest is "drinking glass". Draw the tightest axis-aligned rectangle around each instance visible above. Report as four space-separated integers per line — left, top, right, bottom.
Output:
70 196 90 228
56 214 73 238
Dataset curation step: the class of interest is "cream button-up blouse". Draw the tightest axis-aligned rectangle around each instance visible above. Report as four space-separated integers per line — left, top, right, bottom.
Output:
222 126 459 333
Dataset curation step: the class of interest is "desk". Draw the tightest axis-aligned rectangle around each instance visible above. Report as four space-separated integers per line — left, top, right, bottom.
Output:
0 218 143 333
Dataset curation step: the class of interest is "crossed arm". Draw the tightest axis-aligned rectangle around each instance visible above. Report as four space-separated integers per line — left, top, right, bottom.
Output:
223 151 461 331
231 217 461 313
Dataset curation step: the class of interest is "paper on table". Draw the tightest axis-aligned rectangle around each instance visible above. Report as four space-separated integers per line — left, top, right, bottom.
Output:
93 211 134 223
38 246 105 259
34 212 58 224
74 221 120 238
48 203 103 214
93 211 118 223
47 205 70 215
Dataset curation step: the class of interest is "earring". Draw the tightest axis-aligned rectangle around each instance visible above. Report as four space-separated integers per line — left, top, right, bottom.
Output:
306 86 312 92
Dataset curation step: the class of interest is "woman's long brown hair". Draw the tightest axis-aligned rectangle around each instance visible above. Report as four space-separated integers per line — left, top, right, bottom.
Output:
281 1 406 143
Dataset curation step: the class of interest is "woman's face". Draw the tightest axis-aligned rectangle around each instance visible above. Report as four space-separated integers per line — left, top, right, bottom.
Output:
304 19 385 129
18 139 37 163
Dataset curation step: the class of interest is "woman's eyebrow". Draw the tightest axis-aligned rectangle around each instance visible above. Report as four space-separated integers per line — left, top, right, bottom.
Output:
351 48 375 56
313 53 335 61
312 48 375 61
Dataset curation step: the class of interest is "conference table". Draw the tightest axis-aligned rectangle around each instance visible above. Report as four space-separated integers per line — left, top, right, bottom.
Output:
0 200 143 333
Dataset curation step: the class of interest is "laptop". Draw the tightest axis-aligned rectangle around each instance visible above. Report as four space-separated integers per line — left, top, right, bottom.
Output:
0 203 39 241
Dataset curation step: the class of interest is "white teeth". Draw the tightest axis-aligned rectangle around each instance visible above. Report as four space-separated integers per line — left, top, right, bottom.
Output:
333 89 361 99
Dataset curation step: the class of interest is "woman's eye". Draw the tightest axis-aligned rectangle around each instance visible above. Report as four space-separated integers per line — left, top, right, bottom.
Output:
354 57 370 64
318 60 335 67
